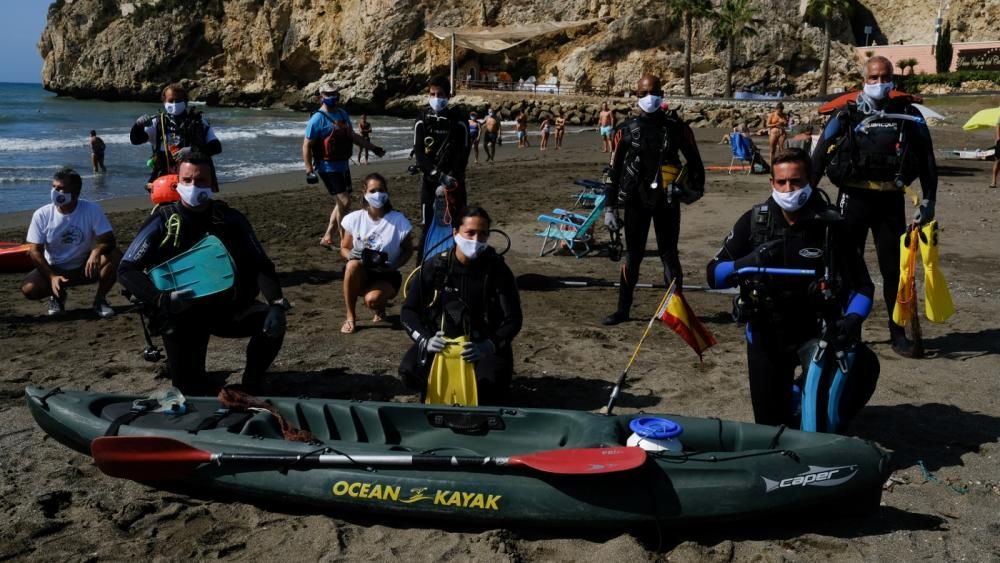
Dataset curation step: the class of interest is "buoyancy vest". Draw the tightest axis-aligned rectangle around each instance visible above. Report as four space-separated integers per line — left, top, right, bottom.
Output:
824 101 920 190
314 110 355 162
618 111 684 209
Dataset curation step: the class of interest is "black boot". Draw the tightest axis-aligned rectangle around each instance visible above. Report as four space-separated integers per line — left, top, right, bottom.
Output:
602 310 630 326
888 321 916 358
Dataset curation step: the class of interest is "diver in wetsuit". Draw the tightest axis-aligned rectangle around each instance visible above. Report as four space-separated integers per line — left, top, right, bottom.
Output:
399 207 522 404
811 56 938 358
118 153 288 395
707 149 879 430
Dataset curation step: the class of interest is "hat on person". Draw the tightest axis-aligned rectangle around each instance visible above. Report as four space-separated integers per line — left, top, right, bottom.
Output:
318 82 338 95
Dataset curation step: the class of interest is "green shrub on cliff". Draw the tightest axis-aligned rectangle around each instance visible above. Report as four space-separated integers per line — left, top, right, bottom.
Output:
896 70 1000 90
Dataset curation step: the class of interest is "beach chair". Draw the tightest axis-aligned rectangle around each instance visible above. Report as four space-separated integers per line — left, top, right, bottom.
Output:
570 179 605 208
729 132 753 175
536 194 606 258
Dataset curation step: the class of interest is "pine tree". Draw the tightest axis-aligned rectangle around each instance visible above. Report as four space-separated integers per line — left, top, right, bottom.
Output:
935 21 953 73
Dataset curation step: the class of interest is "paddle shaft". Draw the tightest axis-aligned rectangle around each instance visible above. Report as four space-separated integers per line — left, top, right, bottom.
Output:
209 452 515 468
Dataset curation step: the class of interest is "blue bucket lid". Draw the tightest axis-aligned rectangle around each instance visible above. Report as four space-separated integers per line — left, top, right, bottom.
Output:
629 416 683 439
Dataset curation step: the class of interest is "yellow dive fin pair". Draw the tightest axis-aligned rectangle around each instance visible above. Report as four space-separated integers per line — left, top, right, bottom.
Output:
892 220 954 325
425 335 479 406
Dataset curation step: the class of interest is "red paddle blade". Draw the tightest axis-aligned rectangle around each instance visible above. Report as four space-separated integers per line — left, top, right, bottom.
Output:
510 447 647 475
90 436 212 481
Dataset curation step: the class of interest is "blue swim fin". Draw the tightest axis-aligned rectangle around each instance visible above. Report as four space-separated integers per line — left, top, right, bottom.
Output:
826 349 856 433
149 235 236 298
422 190 454 261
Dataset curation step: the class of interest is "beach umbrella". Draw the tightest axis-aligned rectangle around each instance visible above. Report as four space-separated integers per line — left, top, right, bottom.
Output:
962 107 1000 131
912 103 945 121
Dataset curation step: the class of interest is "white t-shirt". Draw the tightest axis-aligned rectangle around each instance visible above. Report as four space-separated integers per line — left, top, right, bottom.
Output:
341 209 413 267
26 199 113 269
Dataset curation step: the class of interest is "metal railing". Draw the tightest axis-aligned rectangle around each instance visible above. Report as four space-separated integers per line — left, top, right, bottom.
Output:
459 79 609 96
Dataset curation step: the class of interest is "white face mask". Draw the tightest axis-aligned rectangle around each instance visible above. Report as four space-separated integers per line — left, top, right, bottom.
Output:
429 97 448 112
637 94 663 114
862 81 893 101
771 184 812 212
365 191 389 209
164 101 187 116
453 234 488 260
51 189 73 207
176 182 213 207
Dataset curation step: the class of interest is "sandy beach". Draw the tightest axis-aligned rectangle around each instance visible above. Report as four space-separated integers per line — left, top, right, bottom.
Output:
2 106 999 561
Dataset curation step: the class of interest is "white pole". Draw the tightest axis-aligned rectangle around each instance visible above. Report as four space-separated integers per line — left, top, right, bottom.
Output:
450 32 456 96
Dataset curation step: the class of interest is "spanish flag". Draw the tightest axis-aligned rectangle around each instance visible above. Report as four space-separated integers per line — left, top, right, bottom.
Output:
656 286 717 360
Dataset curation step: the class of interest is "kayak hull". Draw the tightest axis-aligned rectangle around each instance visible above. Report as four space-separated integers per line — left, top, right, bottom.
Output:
0 242 33 273
25 387 889 528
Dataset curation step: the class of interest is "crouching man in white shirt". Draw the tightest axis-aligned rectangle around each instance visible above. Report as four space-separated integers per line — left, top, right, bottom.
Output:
21 168 121 318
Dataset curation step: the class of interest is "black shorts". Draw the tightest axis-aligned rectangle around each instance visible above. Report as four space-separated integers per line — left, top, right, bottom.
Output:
484 132 498 144
344 265 402 293
318 169 352 196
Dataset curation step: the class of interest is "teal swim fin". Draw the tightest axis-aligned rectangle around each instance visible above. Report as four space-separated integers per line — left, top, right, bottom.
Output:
149 235 236 298
424 336 478 406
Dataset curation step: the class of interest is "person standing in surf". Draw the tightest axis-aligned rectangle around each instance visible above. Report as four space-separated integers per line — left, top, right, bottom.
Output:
88 130 106 173
598 103 615 153
356 114 373 165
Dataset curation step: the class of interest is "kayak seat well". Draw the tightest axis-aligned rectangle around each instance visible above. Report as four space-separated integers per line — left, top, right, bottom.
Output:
272 401 623 454
99 401 252 434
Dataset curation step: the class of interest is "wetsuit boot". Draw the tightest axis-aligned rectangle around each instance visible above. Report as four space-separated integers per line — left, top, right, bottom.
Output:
888 321 916 358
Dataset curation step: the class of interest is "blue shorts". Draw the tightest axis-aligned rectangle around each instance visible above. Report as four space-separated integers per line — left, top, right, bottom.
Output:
600 126 612 137
318 170 351 196
516 130 526 140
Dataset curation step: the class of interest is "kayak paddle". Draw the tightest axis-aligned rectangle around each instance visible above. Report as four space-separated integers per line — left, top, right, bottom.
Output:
516 273 737 294
90 436 647 480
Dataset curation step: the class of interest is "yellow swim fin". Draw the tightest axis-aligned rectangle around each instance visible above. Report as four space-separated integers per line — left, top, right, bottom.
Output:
892 227 919 326
918 220 954 323
424 336 478 406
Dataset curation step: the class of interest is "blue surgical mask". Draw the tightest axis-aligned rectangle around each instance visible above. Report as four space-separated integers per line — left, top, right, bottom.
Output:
322 94 340 107
429 97 449 112
164 101 186 116
365 191 389 209
176 182 213 207
51 189 73 207
771 184 812 212
862 81 893 101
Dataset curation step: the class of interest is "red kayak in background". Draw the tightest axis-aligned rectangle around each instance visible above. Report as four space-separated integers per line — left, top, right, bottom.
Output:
0 242 33 273
818 90 923 115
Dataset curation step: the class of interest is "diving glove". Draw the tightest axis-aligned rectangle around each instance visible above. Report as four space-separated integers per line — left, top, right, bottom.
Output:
914 199 935 226
424 331 448 354
604 210 621 231
460 339 496 363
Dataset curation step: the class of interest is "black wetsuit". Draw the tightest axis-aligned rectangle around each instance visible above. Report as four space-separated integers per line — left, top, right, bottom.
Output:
413 108 470 256
706 193 879 428
811 95 937 342
130 110 222 185
605 109 705 317
399 248 522 404
118 201 284 394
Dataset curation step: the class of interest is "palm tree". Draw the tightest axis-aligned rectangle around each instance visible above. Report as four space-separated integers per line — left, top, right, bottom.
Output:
711 0 761 98
666 0 715 97
806 0 853 96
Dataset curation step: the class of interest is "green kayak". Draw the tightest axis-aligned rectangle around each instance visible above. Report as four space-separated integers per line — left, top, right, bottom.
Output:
25 386 889 528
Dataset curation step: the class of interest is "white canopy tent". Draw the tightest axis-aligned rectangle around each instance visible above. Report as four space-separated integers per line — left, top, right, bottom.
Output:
425 19 601 93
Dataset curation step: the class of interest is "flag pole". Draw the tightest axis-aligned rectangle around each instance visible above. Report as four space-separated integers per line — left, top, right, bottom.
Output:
602 279 676 415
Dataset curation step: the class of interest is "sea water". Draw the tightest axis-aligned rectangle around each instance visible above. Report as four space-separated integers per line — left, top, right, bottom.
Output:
0 83 416 214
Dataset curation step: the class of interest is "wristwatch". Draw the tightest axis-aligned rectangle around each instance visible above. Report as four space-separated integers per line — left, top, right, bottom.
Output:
269 298 291 311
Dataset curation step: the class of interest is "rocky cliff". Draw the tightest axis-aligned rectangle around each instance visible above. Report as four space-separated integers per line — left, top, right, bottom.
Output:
37 0 995 109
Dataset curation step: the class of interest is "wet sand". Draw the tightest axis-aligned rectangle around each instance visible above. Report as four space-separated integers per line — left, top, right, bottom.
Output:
2 107 999 561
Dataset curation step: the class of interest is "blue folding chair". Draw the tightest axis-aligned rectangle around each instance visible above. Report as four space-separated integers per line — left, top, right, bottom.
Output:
536 194 607 258
729 132 753 175
570 179 605 208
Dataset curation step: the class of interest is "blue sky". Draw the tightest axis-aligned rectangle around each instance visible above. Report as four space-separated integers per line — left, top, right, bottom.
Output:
0 3 51 83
